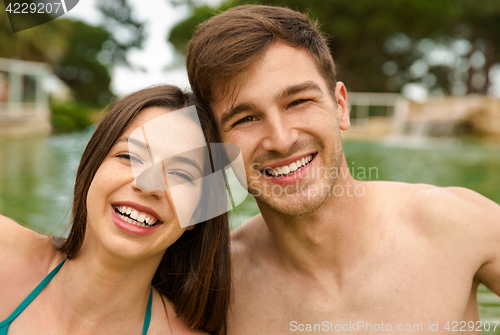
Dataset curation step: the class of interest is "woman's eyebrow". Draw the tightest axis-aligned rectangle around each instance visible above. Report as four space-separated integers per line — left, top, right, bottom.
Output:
117 137 148 150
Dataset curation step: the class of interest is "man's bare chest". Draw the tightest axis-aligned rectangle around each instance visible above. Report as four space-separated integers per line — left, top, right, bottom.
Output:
229 242 480 334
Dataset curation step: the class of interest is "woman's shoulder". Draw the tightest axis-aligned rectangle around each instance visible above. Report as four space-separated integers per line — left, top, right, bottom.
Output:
0 214 62 319
149 290 211 335
0 214 57 260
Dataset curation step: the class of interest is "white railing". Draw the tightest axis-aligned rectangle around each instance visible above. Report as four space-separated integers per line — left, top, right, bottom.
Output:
0 101 49 121
347 92 403 126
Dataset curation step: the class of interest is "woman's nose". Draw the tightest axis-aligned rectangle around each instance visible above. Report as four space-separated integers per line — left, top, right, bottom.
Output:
131 161 168 199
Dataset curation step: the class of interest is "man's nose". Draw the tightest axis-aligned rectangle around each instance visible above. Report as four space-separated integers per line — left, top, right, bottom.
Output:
261 113 299 154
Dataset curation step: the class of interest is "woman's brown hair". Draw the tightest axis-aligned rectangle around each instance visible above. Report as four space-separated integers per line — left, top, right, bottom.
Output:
58 85 230 335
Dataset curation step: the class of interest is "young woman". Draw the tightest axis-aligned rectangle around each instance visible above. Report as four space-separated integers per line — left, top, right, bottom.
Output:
0 85 230 335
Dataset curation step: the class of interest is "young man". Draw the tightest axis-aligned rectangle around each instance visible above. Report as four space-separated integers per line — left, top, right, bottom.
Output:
186 5 500 334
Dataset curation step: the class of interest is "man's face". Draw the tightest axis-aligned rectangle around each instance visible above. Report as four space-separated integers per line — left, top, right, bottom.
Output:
211 42 350 216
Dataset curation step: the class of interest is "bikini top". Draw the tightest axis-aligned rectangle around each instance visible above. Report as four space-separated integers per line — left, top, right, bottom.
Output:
0 259 153 335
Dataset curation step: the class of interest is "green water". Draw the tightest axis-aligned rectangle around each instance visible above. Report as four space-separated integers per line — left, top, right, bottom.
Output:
0 132 499 331
0 130 93 236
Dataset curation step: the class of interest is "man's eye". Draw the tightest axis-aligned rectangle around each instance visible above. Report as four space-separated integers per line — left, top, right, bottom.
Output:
233 116 255 126
117 153 143 165
287 99 311 109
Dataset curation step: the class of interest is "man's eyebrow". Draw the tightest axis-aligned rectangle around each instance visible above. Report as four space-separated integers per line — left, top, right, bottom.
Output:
117 137 148 150
219 102 258 128
275 81 324 101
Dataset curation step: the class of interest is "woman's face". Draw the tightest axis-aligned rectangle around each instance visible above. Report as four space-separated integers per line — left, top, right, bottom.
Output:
85 106 207 261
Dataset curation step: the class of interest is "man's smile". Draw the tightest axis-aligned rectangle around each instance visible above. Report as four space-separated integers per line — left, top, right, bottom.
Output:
265 153 315 178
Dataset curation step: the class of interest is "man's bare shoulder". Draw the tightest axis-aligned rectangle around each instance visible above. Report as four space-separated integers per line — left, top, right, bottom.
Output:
371 181 500 269
370 181 499 232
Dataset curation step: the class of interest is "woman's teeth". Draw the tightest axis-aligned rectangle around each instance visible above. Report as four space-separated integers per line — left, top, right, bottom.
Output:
114 206 158 227
266 154 314 177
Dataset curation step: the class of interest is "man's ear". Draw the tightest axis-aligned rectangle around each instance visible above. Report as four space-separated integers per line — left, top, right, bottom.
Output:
334 82 350 131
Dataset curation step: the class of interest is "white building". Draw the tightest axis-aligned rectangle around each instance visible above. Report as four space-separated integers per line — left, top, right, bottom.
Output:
0 57 65 138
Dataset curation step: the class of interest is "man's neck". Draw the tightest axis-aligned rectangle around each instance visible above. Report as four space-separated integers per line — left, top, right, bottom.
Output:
257 161 376 277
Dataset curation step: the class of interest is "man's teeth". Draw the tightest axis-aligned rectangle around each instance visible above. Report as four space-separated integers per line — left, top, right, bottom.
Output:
114 206 158 227
267 154 314 177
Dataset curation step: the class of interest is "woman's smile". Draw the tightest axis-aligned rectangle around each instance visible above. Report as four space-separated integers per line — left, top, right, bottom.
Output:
112 201 163 227
111 204 163 237
109 200 165 237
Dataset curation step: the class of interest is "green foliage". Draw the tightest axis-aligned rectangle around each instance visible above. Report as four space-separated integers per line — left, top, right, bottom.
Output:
168 0 500 95
169 5 216 53
0 2 64 63
0 0 145 110
50 100 95 134
54 19 113 106
0 12 112 106
96 0 146 69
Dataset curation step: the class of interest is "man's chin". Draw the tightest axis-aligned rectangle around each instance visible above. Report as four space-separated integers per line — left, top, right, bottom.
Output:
254 185 333 218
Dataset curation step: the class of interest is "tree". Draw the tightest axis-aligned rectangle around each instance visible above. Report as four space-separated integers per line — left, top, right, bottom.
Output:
95 0 146 70
0 0 145 106
168 0 500 96
53 19 113 105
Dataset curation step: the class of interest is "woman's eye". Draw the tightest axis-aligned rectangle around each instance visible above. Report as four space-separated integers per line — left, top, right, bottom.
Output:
169 171 195 184
116 153 143 165
233 116 255 127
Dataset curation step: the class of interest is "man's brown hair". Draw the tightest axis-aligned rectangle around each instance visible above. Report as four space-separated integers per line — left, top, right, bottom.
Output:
186 4 337 110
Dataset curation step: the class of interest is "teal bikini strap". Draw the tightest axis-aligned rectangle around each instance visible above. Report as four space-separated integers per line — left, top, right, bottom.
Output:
0 260 152 335
142 288 153 335
0 258 66 330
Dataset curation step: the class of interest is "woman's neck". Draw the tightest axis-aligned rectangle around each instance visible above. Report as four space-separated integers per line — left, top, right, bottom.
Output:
46 244 162 334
